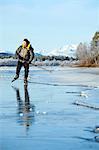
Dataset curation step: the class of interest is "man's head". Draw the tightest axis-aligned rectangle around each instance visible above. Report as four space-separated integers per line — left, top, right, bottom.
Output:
22 39 30 48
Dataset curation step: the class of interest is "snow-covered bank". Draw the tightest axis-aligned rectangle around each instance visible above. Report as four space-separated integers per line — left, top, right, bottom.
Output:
0 58 76 67
0 58 17 66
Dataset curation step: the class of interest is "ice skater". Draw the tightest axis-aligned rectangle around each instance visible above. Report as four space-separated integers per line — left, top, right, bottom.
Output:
12 39 34 84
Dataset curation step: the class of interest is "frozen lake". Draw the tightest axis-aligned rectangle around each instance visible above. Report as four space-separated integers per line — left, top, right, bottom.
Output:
0 66 99 150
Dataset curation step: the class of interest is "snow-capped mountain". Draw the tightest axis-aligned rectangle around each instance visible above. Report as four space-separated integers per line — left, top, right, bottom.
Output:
37 44 78 58
0 49 6 53
0 44 78 58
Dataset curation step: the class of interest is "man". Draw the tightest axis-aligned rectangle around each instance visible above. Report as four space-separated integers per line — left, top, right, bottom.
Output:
12 39 34 84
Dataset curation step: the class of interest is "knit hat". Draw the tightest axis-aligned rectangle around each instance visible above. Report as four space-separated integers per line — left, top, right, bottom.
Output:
23 39 30 46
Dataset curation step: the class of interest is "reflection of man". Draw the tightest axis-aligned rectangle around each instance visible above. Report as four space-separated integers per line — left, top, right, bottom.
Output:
12 39 34 84
12 85 35 130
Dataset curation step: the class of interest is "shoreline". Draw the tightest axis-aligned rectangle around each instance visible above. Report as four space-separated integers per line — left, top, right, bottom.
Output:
0 58 75 67
0 58 99 68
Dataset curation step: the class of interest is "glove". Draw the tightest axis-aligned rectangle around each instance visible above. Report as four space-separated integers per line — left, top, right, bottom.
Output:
18 55 24 60
24 62 29 67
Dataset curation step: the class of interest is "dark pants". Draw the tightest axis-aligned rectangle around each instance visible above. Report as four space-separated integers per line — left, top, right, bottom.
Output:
16 61 29 79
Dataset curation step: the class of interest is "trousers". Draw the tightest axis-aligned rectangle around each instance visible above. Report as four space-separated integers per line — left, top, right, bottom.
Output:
16 61 29 79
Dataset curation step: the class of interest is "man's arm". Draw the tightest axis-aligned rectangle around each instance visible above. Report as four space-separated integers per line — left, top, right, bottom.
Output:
29 45 34 63
15 46 24 60
15 46 21 58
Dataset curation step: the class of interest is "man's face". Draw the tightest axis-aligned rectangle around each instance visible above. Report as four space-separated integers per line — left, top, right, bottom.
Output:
22 41 27 48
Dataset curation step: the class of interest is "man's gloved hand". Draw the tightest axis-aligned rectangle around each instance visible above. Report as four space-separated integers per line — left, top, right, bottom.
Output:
24 62 29 67
18 55 24 60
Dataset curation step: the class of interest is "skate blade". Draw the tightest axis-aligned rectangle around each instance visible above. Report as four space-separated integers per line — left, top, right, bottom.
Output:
11 78 17 83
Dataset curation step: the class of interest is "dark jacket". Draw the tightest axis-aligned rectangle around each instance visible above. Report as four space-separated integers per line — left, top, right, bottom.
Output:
15 45 34 63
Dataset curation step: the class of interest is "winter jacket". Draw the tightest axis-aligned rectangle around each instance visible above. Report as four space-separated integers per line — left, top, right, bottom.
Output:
15 45 34 63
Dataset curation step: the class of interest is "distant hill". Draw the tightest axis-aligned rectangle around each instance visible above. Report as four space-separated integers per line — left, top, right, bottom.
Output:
0 52 14 57
35 53 43 57
0 52 42 58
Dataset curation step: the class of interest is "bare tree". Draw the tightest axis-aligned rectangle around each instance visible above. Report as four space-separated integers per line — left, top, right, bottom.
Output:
76 42 99 67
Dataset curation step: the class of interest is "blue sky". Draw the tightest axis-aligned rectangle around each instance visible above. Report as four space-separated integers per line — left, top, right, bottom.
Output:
0 0 99 52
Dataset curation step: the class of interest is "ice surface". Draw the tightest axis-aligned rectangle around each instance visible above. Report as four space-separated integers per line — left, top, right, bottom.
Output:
0 66 99 150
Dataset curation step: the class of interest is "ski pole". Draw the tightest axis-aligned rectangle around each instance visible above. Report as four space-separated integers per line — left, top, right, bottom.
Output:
31 63 53 73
